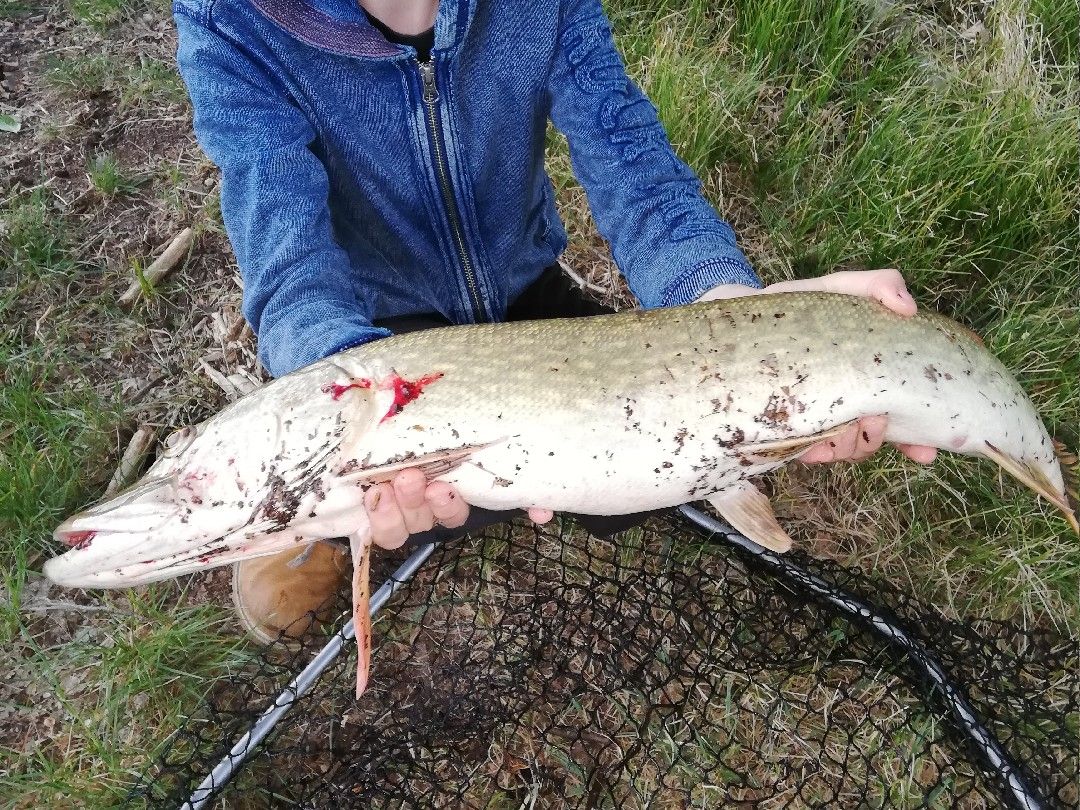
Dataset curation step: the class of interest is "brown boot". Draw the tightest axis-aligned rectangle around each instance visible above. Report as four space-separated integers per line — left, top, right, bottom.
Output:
231 542 350 645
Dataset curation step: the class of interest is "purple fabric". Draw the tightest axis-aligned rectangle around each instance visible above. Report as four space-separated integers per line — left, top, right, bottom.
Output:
250 0 398 57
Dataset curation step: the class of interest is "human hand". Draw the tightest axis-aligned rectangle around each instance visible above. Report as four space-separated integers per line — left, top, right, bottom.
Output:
696 268 917 314
759 267 918 317
364 469 467 549
797 414 937 465
364 469 553 549
696 269 937 466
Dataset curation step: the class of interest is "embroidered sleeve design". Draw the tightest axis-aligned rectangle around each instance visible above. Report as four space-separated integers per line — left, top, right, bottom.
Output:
558 9 736 245
549 0 761 305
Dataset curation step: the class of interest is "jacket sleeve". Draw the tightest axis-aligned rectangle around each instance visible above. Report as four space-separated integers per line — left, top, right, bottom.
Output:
174 9 390 377
547 0 762 307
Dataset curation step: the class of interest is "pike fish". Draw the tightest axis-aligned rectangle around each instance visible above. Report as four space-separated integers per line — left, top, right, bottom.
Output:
44 293 1078 695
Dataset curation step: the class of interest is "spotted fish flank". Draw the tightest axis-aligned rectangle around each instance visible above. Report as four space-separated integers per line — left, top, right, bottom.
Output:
44 293 1078 697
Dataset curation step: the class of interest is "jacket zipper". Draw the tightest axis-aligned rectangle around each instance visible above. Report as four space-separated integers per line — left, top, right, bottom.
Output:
418 59 486 322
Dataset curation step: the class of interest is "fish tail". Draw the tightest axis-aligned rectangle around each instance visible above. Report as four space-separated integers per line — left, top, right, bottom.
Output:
1053 438 1079 524
983 441 1079 534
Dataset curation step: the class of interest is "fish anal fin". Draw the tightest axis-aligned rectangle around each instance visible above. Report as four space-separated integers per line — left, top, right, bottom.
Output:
740 420 858 465
706 483 793 553
350 522 373 699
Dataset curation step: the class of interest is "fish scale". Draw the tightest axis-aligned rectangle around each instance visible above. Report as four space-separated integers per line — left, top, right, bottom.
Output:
44 292 1078 696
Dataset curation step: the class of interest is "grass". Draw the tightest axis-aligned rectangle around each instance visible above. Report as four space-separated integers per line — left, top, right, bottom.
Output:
0 364 117 635
47 52 188 108
3 593 248 806
69 0 122 30
0 0 32 15
1 0 1076 804
45 53 115 95
88 152 141 196
2 190 76 280
1 189 242 805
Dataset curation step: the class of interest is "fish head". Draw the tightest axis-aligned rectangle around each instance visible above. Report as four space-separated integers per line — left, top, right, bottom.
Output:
45 418 286 587
45 361 390 588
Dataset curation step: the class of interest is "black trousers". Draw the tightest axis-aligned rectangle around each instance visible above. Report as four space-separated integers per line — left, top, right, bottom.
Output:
372 265 658 544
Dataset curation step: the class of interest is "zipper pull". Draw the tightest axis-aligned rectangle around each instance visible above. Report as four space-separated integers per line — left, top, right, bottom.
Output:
418 61 439 104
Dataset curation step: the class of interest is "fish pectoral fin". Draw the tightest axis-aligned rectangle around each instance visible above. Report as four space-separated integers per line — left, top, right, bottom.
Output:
350 521 373 699
983 441 1079 533
739 421 859 465
706 483 793 553
337 440 502 485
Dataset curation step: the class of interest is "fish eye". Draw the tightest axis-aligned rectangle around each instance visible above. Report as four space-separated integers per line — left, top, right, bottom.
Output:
162 426 196 457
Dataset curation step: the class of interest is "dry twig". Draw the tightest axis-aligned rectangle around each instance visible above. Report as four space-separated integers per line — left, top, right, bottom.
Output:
199 357 240 399
558 258 607 295
119 226 194 307
105 425 156 496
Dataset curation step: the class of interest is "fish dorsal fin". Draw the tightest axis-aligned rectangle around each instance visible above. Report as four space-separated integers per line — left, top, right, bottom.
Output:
706 483 793 553
739 420 859 465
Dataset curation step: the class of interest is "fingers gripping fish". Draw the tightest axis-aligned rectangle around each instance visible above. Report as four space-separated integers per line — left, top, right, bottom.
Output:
44 294 1079 697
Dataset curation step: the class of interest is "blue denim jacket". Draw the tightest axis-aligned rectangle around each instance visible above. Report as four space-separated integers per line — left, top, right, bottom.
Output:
173 0 761 376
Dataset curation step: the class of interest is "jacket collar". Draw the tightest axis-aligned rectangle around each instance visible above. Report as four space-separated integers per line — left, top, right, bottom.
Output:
249 0 472 60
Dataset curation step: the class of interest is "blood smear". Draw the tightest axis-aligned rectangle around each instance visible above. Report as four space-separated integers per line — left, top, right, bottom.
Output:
322 373 443 421
322 379 373 400
383 373 443 421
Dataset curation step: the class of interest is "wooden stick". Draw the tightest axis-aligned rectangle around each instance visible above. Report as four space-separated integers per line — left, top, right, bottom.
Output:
119 227 194 307
199 357 239 399
105 425 156 496
21 599 128 615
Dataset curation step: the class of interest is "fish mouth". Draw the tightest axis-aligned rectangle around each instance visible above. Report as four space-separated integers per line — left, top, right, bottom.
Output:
54 476 180 533
983 442 1079 533
45 475 215 588
50 477 178 563
46 518 309 590
43 529 210 588
43 526 283 589
45 471 336 589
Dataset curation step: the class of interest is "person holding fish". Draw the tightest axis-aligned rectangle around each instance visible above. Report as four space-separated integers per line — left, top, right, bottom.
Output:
172 0 937 642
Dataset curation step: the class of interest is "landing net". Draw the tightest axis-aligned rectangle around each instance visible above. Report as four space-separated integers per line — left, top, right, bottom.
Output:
128 510 1076 808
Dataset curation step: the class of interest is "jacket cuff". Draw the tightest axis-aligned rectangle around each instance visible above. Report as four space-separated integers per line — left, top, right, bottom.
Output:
660 256 762 307
262 315 391 377
323 327 392 358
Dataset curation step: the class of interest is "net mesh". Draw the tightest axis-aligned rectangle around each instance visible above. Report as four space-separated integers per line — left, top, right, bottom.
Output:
128 512 1077 809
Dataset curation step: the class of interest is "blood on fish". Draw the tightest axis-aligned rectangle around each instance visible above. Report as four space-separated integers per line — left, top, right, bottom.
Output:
322 379 373 400
179 469 214 501
322 373 444 421
64 530 96 549
383 373 443 420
